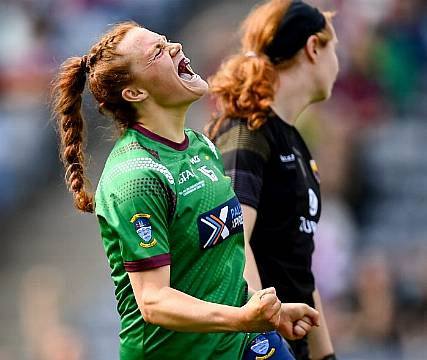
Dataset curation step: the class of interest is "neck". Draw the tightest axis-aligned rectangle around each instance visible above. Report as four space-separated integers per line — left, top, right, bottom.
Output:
270 64 313 125
135 101 189 143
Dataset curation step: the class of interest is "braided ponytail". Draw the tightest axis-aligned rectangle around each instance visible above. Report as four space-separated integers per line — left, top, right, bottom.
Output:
52 22 138 213
52 55 94 213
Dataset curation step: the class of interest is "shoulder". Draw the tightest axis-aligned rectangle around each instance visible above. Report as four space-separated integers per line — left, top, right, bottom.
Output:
214 119 271 162
99 131 176 192
186 128 221 160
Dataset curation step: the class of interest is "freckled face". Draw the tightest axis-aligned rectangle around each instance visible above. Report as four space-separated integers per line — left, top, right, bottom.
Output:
117 27 208 107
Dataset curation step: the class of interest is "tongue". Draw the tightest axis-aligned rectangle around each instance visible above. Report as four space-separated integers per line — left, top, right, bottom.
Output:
178 58 194 78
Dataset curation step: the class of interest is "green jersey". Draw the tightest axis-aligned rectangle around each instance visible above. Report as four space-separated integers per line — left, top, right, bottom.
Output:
95 124 254 360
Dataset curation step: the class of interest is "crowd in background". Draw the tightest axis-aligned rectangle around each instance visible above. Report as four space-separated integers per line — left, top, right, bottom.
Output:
1 0 427 359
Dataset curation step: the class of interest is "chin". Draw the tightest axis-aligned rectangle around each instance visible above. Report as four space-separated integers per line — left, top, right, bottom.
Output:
313 87 333 103
181 76 209 98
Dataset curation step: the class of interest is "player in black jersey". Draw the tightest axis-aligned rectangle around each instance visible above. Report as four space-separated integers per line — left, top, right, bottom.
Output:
208 1 339 359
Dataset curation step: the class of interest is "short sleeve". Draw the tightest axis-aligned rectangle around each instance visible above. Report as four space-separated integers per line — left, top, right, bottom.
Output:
215 123 270 209
108 174 176 272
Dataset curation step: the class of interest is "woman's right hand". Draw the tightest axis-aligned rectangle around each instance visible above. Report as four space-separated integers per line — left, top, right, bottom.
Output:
239 287 282 332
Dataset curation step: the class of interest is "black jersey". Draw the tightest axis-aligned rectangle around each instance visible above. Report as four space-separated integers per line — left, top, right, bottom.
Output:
214 113 321 307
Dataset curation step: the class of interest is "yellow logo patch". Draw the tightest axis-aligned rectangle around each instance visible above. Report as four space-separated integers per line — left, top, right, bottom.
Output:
255 348 275 360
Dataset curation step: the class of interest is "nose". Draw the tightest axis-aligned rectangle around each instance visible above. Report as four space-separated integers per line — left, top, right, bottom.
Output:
168 42 182 57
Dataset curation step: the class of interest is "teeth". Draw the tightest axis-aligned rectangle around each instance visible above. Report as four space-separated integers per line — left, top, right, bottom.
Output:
179 73 193 80
186 64 195 75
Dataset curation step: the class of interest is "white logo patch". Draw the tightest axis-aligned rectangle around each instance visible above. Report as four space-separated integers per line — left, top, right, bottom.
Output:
308 188 318 216
190 155 201 164
299 217 318 234
280 154 295 163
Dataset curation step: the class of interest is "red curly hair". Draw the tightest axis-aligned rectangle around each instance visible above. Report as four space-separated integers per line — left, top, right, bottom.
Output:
207 0 335 139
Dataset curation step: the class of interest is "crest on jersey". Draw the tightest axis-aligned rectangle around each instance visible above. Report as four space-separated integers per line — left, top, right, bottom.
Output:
130 213 157 248
250 335 276 359
251 335 270 355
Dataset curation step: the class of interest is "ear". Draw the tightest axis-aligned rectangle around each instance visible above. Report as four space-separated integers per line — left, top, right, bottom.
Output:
121 87 148 103
304 35 320 64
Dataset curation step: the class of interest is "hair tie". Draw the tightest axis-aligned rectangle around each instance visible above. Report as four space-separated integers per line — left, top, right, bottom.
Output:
65 162 83 184
244 51 258 58
266 0 326 64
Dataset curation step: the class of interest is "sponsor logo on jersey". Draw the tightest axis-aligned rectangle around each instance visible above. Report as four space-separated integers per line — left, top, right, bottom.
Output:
308 188 319 216
250 335 276 359
310 159 320 183
299 216 318 234
130 213 157 248
179 180 205 197
178 169 196 184
197 196 243 250
190 155 201 164
280 154 296 163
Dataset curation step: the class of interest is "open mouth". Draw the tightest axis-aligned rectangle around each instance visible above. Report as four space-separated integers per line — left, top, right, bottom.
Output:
178 58 196 81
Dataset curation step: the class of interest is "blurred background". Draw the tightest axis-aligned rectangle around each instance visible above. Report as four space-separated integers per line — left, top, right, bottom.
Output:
1 0 427 359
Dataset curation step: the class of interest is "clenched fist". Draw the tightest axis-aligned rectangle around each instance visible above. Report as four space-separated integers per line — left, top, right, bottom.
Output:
277 303 320 340
239 287 282 332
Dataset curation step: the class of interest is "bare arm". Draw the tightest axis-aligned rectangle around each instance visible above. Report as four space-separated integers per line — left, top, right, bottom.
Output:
307 289 335 359
241 204 262 292
128 265 281 333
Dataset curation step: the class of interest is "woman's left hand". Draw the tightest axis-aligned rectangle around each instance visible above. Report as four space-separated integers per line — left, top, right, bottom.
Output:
277 303 320 340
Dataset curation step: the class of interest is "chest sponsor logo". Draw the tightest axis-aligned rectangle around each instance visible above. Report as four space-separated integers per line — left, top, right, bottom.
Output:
178 169 195 184
179 180 205 197
130 213 158 248
279 154 296 163
197 196 243 250
299 216 318 234
299 188 319 234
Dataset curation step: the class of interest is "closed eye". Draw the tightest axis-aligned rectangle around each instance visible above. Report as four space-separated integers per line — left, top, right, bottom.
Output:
154 47 163 59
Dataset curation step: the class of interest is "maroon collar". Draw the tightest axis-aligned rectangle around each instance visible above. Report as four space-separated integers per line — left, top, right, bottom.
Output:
131 123 189 151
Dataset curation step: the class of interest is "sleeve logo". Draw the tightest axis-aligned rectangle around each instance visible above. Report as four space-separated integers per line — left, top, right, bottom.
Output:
130 213 158 248
197 196 243 250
